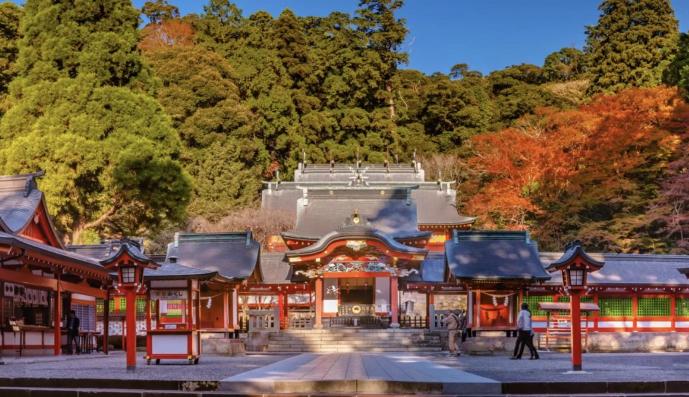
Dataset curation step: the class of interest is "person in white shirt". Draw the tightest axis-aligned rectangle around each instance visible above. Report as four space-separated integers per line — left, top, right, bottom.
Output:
511 303 539 360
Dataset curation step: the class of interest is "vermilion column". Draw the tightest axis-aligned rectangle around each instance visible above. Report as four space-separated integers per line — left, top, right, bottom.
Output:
103 291 110 354
53 273 62 356
125 289 137 371
223 291 230 330
570 290 582 371
314 278 323 328
390 276 399 328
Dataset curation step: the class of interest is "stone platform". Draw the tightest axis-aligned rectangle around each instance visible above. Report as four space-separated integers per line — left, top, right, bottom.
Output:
219 352 500 395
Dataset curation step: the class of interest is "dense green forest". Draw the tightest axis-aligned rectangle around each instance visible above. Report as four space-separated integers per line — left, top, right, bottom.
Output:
1 0 689 253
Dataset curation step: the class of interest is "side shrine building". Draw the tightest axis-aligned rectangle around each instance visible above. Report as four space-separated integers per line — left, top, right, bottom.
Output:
0 162 688 356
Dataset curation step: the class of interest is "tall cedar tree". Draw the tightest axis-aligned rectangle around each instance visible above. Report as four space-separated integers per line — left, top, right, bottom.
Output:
0 0 191 243
586 0 678 94
141 19 268 220
0 3 21 114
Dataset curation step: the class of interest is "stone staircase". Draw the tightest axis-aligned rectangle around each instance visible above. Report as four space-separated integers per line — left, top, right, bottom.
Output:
264 328 443 353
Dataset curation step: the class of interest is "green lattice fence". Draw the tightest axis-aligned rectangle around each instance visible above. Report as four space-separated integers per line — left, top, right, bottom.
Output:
677 298 689 317
599 296 633 317
638 297 671 317
522 295 553 317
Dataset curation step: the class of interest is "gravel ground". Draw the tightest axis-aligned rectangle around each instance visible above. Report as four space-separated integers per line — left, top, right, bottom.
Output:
427 351 689 382
0 352 292 381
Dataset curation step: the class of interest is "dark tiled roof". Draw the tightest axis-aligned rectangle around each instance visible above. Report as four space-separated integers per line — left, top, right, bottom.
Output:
100 241 154 266
261 162 475 231
540 252 689 286
546 241 604 272
259 252 292 284
0 232 106 273
261 187 302 219
0 173 44 233
144 261 229 281
412 187 475 225
291 188 419 238
166 232 260 280
446 231 550 281
405 252 446 282
285 224 427 257
68 242 122 261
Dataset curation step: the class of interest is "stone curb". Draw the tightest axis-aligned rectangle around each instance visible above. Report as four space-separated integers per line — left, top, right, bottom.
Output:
4 379 689 395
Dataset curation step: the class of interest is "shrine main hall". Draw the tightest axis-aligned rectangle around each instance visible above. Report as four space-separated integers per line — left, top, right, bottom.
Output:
1 161 689 355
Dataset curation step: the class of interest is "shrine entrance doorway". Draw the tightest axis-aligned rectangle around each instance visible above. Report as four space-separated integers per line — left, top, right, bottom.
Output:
338 277 375 316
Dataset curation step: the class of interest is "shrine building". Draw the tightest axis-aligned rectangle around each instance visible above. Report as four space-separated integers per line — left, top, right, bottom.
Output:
1 163 689 356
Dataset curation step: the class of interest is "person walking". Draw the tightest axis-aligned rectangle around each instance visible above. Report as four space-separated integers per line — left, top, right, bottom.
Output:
66 310 81 355
445 310 461 356
512 303 539 360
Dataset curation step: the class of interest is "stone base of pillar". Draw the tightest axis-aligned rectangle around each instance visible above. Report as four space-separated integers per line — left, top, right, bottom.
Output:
314 324 323 329
389 322 400 328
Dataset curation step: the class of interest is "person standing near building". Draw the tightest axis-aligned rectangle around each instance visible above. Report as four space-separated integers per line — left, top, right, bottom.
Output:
445 309 461 356
512 303 538 359
66 310 80 354
456 309 467 356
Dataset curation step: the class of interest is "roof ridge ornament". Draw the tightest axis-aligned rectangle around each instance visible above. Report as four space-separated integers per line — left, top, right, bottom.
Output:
24 170 45 197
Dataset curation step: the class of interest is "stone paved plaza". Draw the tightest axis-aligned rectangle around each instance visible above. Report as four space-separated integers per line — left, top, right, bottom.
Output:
1 351 689 383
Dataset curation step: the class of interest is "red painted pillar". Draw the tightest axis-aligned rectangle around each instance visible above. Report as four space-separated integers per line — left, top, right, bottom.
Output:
282 292 289 329
124 289 137 371
592 293 599 331
390 276 399 328
570 290 583 371
145 289 152 359
671 293 677 331
632 293 639 330
314 278 323 328
53 274 62 356
103 291 110 355
223 291 230 331
277 292 285 329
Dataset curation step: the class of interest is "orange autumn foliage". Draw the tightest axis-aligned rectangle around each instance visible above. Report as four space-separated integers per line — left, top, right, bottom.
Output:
139 20 194 52
465 87 689 251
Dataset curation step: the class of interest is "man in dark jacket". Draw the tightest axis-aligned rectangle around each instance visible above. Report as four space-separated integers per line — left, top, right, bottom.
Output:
66 310 80 354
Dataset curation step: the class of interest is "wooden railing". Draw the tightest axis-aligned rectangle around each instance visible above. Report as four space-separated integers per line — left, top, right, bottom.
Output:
248 308 280 332
288 312 314 329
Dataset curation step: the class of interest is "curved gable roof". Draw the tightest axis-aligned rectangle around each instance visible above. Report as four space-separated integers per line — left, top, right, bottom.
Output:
446 230 550 281
165 232 260 280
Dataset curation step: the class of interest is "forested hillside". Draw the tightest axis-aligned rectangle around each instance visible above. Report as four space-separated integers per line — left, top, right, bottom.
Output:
1 0 689 253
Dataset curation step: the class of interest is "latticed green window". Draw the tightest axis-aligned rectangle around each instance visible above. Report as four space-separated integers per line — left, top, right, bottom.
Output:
677 298 689 317
638 297 671 317
136 297 146 314
522 295 553 317
599 297 632 317
96 299 104 315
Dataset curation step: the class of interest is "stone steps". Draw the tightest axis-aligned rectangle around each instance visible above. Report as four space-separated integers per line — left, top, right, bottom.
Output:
264 328 444 353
